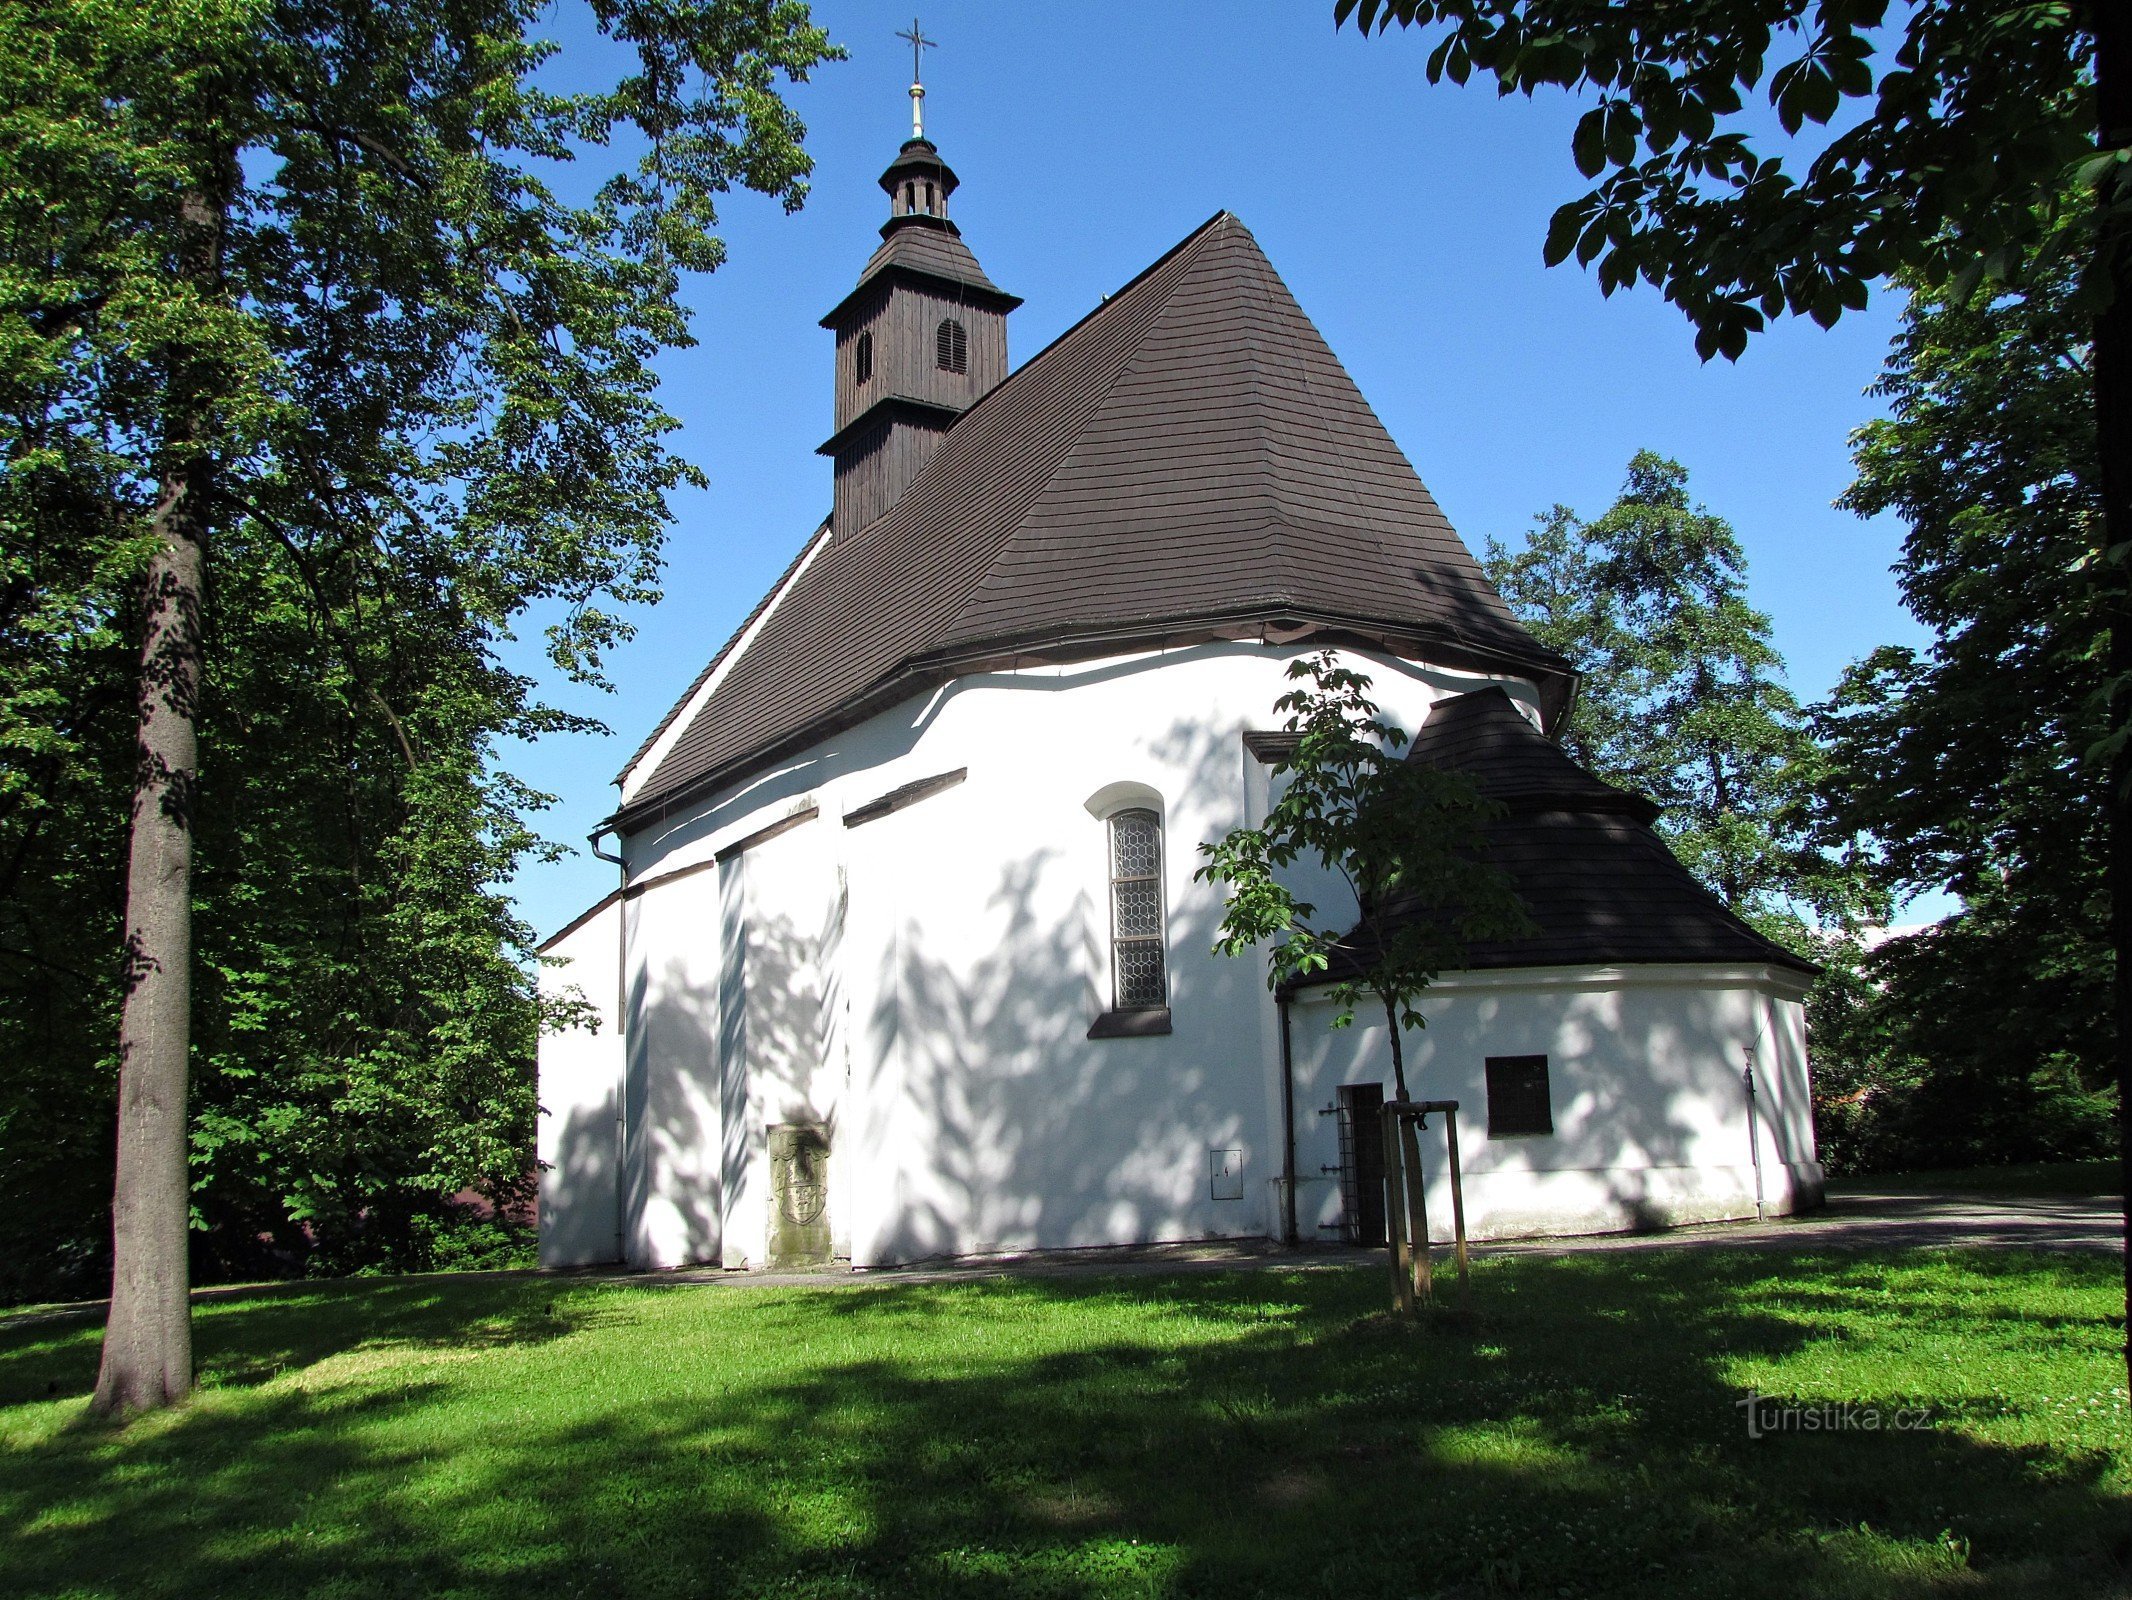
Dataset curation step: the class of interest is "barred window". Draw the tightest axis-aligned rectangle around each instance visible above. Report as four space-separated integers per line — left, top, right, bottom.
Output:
1485 1055 1553 1137
1108 808 1166 1010
936 317 968 374
854 331 873 385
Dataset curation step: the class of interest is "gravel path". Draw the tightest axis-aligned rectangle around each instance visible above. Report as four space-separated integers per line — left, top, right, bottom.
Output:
621 1188 2124 1292
1478 1189 2121 1257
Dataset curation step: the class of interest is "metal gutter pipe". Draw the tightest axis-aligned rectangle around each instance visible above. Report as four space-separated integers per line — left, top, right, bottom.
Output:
1279 994 1299 1246
588 824 627 1264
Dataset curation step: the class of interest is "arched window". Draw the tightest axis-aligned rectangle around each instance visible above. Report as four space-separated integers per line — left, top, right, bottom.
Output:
1107 808 1166 1010
935 317 968 375
854 330 873 385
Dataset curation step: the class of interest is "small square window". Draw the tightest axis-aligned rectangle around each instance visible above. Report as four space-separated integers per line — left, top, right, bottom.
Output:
1485 1055 1553 1137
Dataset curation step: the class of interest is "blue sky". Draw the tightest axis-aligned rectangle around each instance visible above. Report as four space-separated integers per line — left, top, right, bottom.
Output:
502 0 1931 942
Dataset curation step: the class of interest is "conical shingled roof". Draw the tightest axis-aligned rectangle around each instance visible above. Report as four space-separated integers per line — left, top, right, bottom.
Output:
1403 685 1658 822
1303 688 1817 980
618 213 1569 827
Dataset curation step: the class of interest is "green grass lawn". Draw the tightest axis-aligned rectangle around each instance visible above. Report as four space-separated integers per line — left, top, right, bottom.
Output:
1 1250 2126 1599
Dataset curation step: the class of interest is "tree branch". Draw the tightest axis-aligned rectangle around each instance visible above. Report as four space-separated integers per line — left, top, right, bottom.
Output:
226 489 421 771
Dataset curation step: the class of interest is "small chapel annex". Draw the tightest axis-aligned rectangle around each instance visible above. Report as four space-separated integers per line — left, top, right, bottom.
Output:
535 99 1822 1273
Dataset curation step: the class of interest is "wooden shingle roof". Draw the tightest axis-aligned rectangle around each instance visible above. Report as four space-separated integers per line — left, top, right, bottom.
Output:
616 213 1570 829
1402 685 1658 823
822 219 1017 321
1300 688 1818 982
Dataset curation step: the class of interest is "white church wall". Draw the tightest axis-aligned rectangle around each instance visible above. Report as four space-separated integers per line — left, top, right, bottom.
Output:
1289 964 1820 1243
554 644 1824 1272
621 859 727 1269
720 819 847 1269
838 752 1270 1267
536 896 623 1267
1755 986 1815 1179
600 639 1541 1270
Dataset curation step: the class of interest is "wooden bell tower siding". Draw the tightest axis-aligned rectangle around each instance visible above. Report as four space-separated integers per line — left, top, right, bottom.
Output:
819 137 1021 534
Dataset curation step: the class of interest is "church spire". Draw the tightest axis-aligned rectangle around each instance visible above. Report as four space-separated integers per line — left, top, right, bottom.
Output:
816 28 1020 535
896 17 934 140
877 17 953 233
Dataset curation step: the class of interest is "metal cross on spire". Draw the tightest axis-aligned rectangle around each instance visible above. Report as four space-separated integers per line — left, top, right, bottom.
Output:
895 17 936 139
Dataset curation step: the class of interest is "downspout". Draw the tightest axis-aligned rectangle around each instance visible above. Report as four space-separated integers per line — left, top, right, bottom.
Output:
1278 992 1298 1246
589 823 627 1264
1741 1045 1768 1225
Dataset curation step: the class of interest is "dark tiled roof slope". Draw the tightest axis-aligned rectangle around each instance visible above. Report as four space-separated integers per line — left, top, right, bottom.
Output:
1304 688 1817 981
1403 685 1657 821
620 213 1566 825
1449 812 1817 972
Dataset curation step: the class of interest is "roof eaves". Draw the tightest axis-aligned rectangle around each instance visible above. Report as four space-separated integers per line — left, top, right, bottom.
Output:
537 887 620 954
610 602 1576 834
815 395 964 458
819 261 1024 328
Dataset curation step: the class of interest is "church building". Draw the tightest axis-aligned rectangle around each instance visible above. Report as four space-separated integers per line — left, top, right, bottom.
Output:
535 91 1822 1273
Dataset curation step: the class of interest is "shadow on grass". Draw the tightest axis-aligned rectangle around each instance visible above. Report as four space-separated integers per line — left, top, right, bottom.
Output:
0 1274 579 1408
0 1252 2126 1599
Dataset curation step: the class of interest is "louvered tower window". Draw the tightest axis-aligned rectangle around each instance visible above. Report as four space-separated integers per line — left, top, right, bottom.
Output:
1108 809 1166 1009
936 317 968 374
854 331 873 384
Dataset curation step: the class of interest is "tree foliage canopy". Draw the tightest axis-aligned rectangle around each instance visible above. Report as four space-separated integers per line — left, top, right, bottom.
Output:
1823 243 2105 909
1334 0 2109 357
0 0 837 1297
1811 237 2114 1171
1486 452 1875 943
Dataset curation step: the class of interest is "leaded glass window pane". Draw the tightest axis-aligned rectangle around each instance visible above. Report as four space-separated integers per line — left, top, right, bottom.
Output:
1107 808 1165 1010
1112 812 1159 877
1115 941 1165 1007
1114 879 1161 936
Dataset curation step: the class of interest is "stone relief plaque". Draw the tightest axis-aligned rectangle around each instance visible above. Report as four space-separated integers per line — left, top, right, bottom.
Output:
768 1122 832 1268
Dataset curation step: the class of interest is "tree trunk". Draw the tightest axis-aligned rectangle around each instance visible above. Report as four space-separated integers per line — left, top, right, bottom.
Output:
1380 991 1430 1296
2095 0 2132 1400
1381 990 1411 1102
90 182 226 1420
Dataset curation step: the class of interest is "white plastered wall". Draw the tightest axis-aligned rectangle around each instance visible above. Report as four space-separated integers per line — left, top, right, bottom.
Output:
536 898 624 1267
620 859 726 1268
1288 964 1821 1243
590 640 1534 1271
716 819 847 1268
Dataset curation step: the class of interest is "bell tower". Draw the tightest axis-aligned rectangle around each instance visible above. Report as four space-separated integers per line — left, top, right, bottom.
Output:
818 32 1019 533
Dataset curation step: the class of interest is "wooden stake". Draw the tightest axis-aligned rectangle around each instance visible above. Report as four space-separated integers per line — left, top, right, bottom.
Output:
1400 1108 1431 1306
1382 1112 1413 1316
1445 1104 1470 1313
